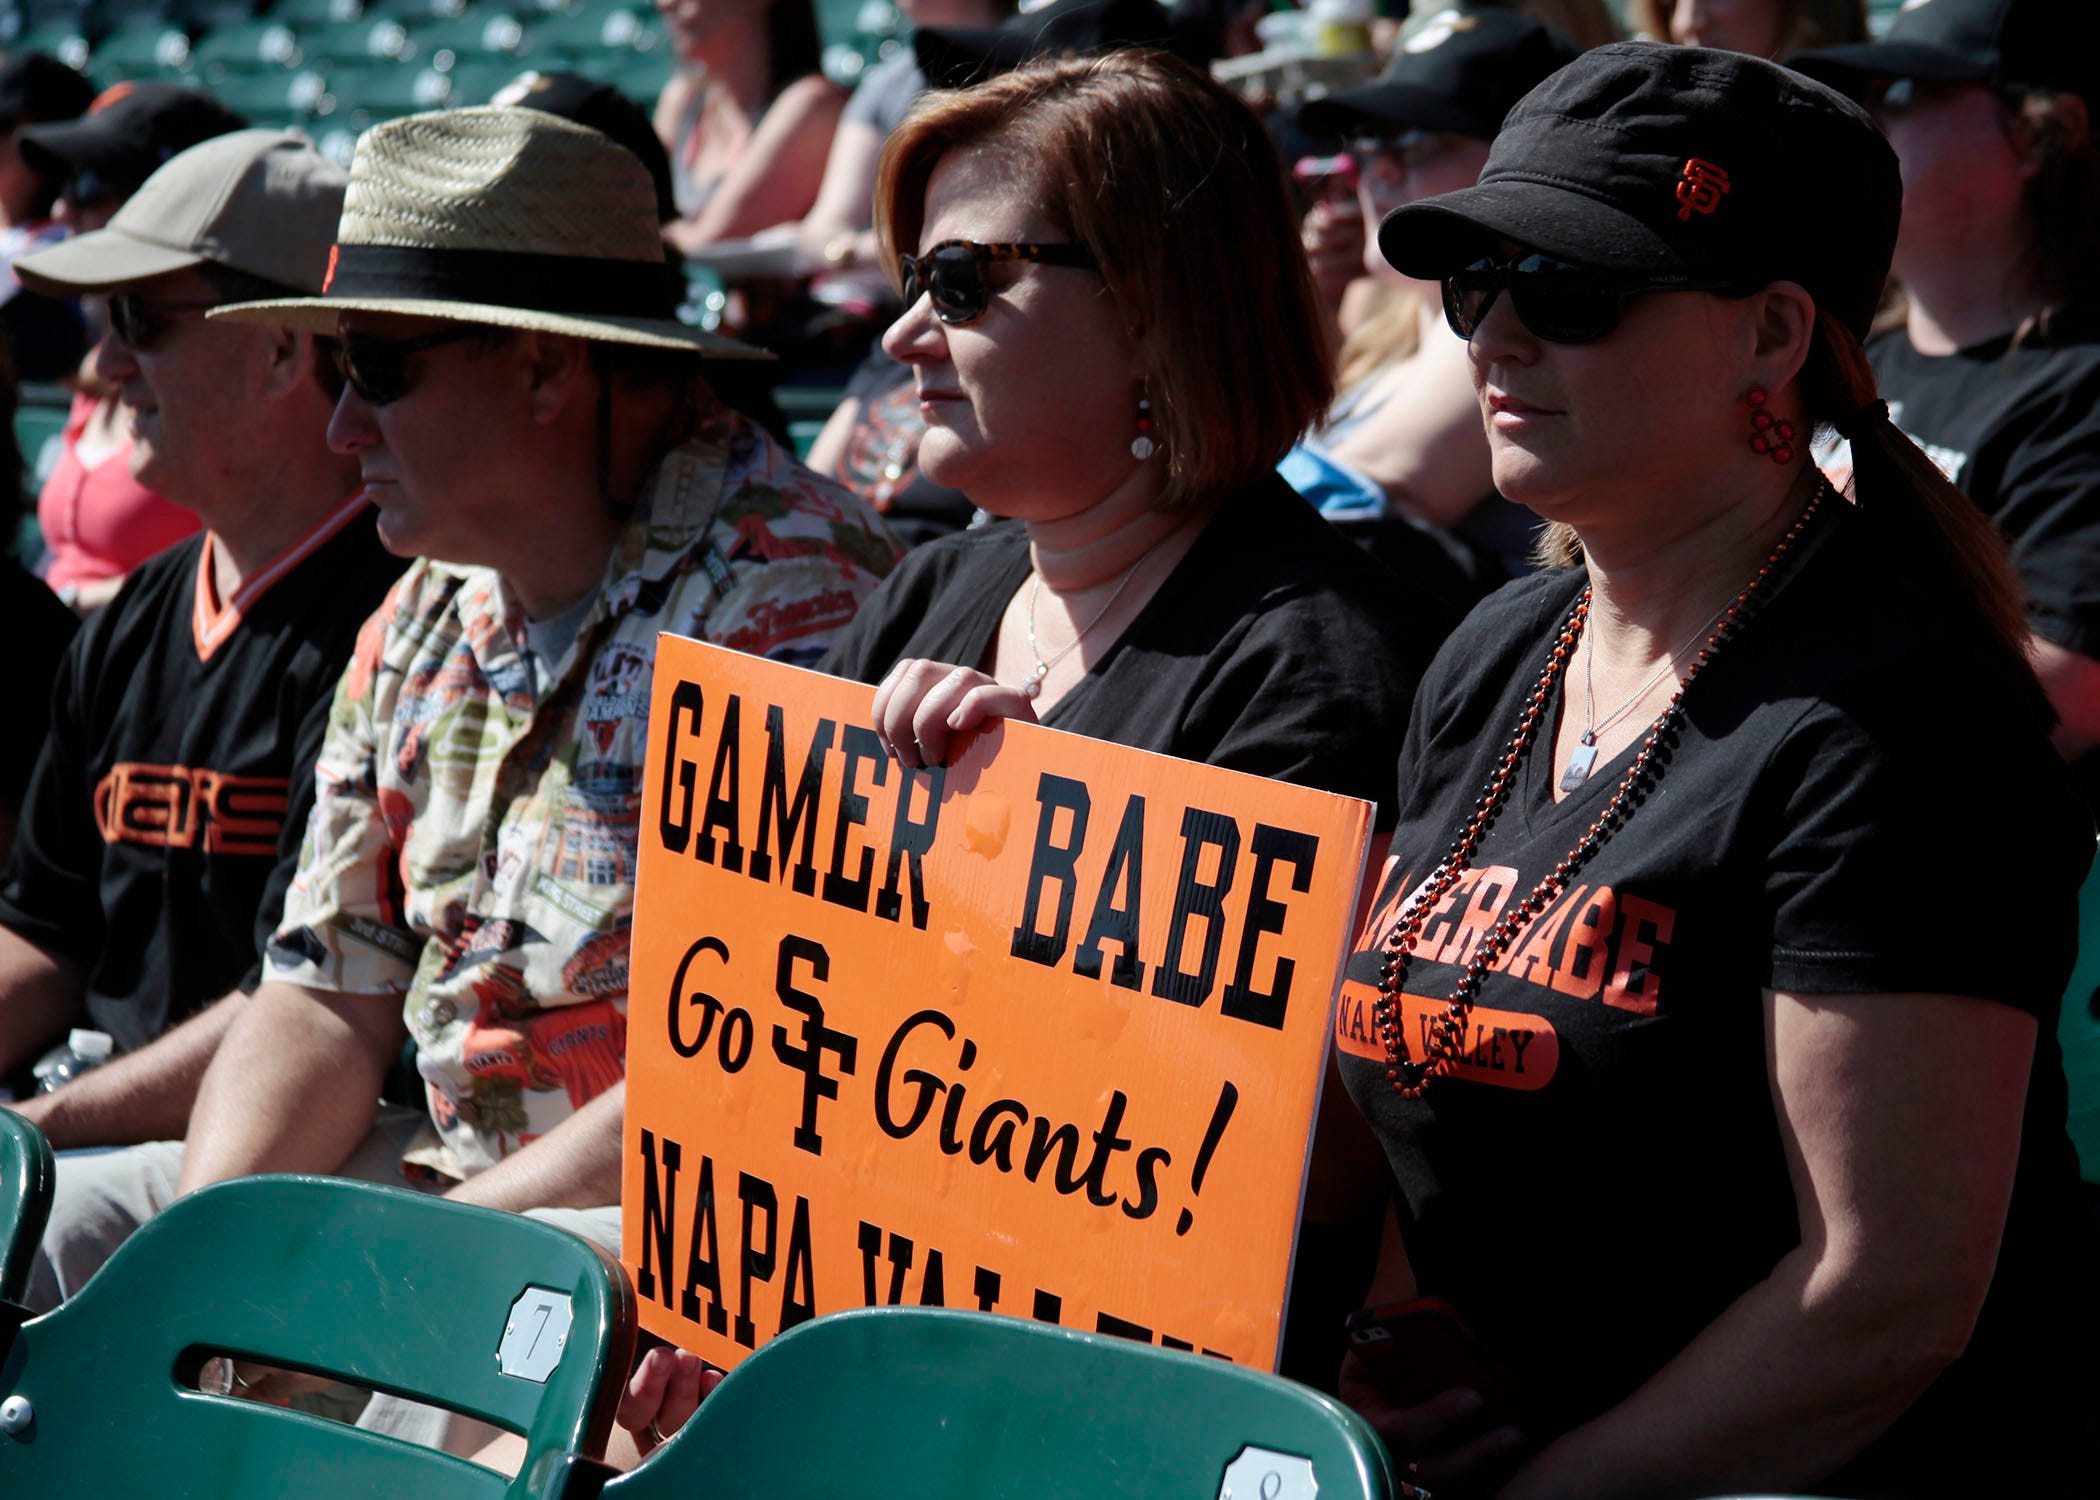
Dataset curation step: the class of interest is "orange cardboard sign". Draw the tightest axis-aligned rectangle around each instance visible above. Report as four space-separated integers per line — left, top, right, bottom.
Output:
622 638 1373 1371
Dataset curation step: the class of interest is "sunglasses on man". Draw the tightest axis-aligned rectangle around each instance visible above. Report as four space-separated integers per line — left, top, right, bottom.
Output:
1442 252 1755 345
334 325 483 406
107 293 220 353
894 239 1097 326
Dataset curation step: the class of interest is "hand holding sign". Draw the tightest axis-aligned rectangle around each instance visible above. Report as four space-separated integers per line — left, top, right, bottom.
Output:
625 639 1372 1370
870 658 1038 770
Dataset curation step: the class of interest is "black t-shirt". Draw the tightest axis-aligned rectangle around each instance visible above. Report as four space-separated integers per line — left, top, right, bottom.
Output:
0 559 77 812
1870 322 2100 659
0 502 405 1054
820 473 1457 828
1336 504 2098 1496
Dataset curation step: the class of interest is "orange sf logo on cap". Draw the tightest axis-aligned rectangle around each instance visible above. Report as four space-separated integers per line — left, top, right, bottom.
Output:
1675 159 1731 222
323 245 340 294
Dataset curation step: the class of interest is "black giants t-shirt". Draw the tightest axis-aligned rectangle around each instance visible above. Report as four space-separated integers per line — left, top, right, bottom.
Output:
1336 504 2097 1496
0 499 404 1054
820 473 1457 827
1870 321 2100 660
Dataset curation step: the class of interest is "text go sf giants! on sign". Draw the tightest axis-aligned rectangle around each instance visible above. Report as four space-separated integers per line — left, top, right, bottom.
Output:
623 638 1373 1371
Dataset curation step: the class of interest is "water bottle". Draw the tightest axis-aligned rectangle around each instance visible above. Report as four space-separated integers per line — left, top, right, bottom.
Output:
31 1028 114 1094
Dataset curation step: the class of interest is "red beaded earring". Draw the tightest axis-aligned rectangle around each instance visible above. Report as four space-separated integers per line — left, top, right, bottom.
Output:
1131 396 1156 461
1746 387 1795 465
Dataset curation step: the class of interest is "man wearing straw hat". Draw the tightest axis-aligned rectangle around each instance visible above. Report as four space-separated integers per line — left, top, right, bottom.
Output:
26 109 900 1332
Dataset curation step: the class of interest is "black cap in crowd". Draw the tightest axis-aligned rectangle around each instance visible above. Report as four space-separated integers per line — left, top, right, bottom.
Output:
1379 42 1901 338
914 0 1205 91
1297 7 1582 144
492 70 678 225
17 82 248 205
1790 0 2100 102
0 52 94 130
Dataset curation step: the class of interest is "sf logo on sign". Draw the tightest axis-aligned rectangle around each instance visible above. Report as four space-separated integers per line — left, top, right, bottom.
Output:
1675 158 1730 222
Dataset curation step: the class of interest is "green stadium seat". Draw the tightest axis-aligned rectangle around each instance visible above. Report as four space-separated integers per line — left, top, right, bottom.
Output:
539 1306 1401 1500
309 120 358 165
411 6 527 70
0 1175 636 1498
9 516 43 575
300 13 413 63
191 18 302 69
266 0 365 28
526 1 655 58
83 0 170 37
0 1112 54 1311
610 47 670 108
367 0 470 20
812 0 862 46
13 399 70 496
444 55 526 103
2 27 92 72
174 0 260 32
816 0 904 88
15 0 93 31
87 21 194 77
204 65 328 119
324 60 455 118
2057 855 2100 1184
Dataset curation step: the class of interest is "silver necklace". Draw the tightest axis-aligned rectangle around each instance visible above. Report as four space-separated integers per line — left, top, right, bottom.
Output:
1019 552 1154 700
1560 592 1738 791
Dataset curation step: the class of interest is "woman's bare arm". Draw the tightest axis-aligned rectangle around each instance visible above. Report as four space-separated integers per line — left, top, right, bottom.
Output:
1499 988 2033 1499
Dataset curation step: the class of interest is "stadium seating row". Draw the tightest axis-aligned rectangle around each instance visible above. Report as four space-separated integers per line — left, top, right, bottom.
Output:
2 0 909 124
0 1106 1404 1499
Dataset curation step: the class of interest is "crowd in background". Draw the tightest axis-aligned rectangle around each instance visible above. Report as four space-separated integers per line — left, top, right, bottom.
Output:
0 0 2097 1495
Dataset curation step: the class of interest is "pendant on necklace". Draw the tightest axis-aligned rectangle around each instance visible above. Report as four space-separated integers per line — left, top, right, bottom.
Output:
1020 662 1049 700
1560 732 1598 792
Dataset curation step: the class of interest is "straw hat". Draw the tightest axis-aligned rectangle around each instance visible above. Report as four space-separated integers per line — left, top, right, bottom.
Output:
211 106 764 358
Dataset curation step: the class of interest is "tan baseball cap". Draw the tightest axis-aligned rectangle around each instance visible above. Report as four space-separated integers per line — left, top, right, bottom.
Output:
14 128 346 296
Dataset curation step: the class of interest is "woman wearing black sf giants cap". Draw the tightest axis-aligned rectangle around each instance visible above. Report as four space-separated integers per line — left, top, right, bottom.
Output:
1316 42 2099 1498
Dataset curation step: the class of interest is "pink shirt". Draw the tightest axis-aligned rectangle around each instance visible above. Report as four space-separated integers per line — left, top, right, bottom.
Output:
36 391 199 594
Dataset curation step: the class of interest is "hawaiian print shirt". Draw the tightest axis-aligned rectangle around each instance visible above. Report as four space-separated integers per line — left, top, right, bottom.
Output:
265 409 901 1181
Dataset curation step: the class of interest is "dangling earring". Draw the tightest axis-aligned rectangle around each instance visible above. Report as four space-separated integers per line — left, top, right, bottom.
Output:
1131 395 1156 461
1745 387 1796 465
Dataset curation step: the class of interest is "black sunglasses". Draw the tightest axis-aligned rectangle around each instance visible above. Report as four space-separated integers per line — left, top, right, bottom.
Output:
334 325 483 407
1442 253 1753 345
895 239 1097 325
108 293 220 353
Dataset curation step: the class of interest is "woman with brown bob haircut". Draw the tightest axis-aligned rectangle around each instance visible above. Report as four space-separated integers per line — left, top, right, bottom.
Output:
614 52 1460 1454
878 47 1327 511
813 48 1456 820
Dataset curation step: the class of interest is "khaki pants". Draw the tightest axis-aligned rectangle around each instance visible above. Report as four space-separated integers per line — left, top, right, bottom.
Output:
26 1105 439 1313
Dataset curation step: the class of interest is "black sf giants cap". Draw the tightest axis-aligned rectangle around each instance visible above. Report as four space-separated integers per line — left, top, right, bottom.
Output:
1378 42 1901 338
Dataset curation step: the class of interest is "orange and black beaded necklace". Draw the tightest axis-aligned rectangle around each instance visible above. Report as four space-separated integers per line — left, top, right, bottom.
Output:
1375 481 1830 1099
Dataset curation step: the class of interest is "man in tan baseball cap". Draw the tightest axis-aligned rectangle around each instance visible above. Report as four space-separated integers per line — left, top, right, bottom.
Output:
23 110 898 1453
0 128 405 1262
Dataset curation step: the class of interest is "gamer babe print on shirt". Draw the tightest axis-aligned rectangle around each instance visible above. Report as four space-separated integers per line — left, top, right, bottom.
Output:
1333 863 1678 1090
